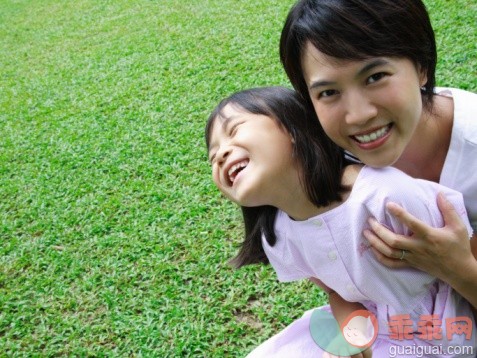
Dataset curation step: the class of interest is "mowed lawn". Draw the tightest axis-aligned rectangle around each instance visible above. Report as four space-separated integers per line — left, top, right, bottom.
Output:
0 0 475 356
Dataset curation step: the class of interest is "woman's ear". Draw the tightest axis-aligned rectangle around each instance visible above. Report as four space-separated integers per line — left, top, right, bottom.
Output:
417 64 428 88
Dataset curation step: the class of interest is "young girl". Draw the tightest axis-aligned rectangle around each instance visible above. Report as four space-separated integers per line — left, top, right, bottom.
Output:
205 86 476 357
280 0 477 310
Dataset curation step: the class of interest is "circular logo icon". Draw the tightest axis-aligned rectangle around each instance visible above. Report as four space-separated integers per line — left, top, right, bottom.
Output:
310 308 378 355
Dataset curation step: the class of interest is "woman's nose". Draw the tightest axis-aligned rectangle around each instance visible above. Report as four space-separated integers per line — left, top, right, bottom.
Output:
344 91 378 125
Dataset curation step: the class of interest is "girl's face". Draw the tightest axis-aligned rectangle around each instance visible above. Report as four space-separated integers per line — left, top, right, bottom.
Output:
301 43 427 167
208 104 297 207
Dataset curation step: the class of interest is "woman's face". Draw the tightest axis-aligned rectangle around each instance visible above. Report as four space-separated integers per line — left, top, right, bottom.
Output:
208 104 297 208
301 42 427 167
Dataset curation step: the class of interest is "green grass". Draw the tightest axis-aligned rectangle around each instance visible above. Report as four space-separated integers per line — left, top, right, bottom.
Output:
0 0 475 356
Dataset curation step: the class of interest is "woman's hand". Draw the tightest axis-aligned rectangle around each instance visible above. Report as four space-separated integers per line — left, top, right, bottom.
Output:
363 192 477 309
363 192 473 276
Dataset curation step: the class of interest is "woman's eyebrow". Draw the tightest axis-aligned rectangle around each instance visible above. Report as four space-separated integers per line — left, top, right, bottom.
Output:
309 80 335 91
357 58 390 77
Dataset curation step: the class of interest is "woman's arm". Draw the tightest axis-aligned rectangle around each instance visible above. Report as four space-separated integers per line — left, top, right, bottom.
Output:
364 192 477 311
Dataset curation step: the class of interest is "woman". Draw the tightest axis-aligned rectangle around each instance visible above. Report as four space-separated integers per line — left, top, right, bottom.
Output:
280 0 477 310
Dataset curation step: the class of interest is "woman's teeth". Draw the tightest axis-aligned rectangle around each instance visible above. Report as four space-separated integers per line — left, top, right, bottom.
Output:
354 125 390 143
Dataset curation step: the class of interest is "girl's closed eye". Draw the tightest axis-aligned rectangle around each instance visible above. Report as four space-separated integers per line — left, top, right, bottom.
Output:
229 121 244 136
209 152 216 164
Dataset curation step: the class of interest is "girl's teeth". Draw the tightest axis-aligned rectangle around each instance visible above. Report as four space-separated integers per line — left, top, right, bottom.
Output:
228 160 248 183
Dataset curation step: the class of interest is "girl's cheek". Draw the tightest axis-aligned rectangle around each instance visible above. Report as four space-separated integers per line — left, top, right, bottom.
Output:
212 168 221 188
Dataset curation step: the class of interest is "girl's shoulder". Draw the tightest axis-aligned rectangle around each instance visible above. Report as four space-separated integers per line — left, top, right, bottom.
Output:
353 166 462 205
351 166 425 200
338 165 418 209
338 165 409 200
354 165 411 186
341 163 363 186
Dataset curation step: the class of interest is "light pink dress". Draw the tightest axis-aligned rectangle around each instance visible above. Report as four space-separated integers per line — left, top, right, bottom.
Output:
247 166 476 357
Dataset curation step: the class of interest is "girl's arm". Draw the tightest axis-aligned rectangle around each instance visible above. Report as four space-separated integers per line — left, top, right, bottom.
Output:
309 278 372 358
328 292 372 358
364 192 477 311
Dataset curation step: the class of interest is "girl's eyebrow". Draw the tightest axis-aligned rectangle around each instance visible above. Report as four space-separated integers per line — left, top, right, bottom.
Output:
221 114 242 132
309 58 390 90
221 117 234 132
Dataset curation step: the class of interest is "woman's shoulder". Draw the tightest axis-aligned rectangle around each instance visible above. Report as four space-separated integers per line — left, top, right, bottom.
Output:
437 87 477 118
435 87 477 99
437 87 477 145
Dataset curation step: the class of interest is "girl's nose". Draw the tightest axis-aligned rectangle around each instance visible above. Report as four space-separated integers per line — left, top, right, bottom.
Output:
344 91 378 125
216 146 231 165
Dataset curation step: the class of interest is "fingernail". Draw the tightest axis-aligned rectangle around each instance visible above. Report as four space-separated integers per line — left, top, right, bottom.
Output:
386 202 399 211
362 229 371 239
439 191 449 202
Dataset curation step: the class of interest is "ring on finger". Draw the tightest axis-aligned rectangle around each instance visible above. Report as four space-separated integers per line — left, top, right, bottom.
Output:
399 249 407 260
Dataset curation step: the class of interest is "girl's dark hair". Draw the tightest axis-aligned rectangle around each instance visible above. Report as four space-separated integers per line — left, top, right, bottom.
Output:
205 86 348 268
280 0 437 109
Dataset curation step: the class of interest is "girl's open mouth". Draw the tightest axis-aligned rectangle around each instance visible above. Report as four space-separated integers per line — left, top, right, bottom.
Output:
227 159 249 185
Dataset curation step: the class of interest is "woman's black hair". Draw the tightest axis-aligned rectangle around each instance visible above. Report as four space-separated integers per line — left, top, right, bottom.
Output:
205 87 348 268
280 0 437 109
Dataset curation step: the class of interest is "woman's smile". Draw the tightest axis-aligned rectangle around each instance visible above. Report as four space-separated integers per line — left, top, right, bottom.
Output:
351 123 393 149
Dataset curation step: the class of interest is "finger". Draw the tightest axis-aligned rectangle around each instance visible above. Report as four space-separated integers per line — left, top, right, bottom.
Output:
370 247 409 269
437 192 465 230
363 228 400 257
385 202 430 238
366 218 413 251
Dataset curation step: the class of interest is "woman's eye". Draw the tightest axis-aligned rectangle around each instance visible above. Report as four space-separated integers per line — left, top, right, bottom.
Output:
318 89 338 99
367 72 387 84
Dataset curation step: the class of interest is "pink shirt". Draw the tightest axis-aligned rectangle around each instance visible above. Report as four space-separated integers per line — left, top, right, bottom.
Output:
263 166 474 340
